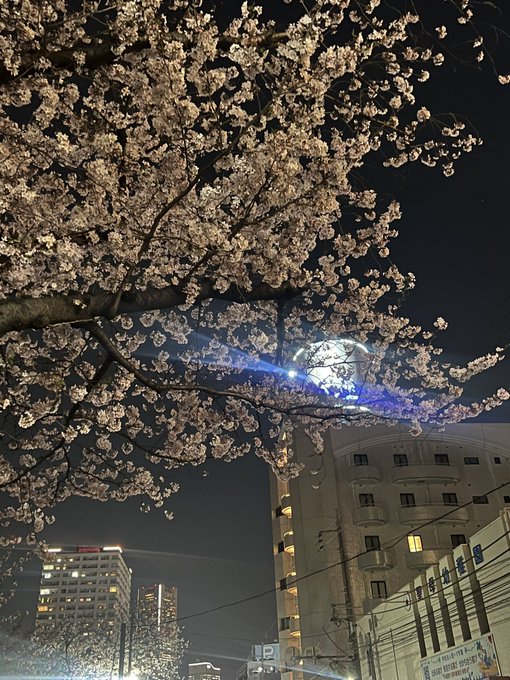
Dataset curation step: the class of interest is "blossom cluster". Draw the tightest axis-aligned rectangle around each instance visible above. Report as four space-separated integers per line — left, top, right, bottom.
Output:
0 0 507 541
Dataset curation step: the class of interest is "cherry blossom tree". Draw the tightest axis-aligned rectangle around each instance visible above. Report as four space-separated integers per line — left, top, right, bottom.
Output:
0 0 508 541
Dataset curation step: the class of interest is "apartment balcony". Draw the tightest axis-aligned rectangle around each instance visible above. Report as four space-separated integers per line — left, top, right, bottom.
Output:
281 494 292 518
398 504 469 526
289 617 301 638
352 504 387 526
286 572 298 596
283 532 295 555
357 549 393 571
405 549 445 570
391 464 460 485
346 465 380 486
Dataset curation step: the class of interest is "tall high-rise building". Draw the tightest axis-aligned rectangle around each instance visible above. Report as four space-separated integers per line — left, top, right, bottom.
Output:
189 661 221 680
137 583 177 628
270 422 510 680
133 584 181 675
36 545 131 627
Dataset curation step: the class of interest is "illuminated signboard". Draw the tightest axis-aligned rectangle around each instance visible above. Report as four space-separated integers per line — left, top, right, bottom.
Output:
77 546 101 553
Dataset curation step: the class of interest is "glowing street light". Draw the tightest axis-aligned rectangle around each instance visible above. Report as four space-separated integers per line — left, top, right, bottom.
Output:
288 338 369 400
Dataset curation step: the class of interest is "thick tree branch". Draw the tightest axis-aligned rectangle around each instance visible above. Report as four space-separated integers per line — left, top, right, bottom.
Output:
0 32 287 87
80 321 366 423
0 281 299 339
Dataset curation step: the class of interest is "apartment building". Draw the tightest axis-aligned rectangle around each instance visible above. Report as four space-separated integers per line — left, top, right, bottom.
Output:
36 545 131 627
270 422 510 680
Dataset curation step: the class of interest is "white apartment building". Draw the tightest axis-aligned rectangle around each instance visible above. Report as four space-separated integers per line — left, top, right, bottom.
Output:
270 422 510 680
36 545 131 627
356 508 510 679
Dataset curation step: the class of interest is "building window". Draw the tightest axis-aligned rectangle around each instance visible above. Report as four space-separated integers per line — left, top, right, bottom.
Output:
464 457 479 465
393 453 408 466
365 536 381 552
435 454 449 466
277 541 285 554
442 493 458 506
280 578 287 591
407 535 423 552
400 493 416 507
494 457 502 464
275 506 284 518
451 534 466 547
371 581 387 599
280 617 291 631
354 454 368 466
504 496 510 504
473 495 488 504
359 493 374 507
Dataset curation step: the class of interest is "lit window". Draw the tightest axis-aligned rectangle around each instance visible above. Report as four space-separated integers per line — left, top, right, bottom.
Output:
43 573 52 579
408 535 423 553
71 571 79 578
37 606 49 612
43 565 54 571
109 586 117 593
40 589 51 595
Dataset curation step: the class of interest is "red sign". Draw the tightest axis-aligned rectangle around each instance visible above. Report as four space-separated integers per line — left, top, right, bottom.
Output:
77 546 100 553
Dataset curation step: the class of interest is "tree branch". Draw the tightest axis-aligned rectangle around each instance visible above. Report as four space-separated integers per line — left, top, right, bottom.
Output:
79 321 368 423
0 32 287 87
0 281 299 339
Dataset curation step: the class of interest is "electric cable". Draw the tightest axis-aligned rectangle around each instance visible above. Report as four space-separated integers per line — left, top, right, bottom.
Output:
134 479 510 631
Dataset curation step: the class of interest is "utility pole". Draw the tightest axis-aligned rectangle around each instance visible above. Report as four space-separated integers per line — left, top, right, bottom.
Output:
390 629 400 680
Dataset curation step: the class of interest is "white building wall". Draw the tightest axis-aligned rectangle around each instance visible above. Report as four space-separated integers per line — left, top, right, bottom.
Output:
270 423 510 680
357 509 510 680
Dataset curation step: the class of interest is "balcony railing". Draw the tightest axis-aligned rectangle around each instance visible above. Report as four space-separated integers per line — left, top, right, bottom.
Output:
289 617 301 637
357 549 393 571
286 572 298 596
405 549 445 570
351 504 386 526
346 465 380 485
391 464 460 484
281 494 292 518
283 532 295 555
398 504 468 525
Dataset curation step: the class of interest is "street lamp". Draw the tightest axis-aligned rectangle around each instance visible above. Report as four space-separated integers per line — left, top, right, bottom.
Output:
288 338 370 406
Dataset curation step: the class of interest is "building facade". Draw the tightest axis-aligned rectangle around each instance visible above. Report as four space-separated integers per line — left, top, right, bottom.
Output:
137 583 177 628
356 508 510 679
189 661 221 680
236 642 282 680
134 583 179 671
36 545 131 627
270 423 510 680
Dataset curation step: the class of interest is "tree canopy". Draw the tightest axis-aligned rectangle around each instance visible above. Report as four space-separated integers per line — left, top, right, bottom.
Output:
0 0 508 542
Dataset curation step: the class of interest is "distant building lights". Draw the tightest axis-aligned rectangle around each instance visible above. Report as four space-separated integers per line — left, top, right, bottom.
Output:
103 546 123 552
47 547 62 553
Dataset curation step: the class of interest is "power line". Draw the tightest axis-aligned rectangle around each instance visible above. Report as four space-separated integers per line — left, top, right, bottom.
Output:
136 478 510 631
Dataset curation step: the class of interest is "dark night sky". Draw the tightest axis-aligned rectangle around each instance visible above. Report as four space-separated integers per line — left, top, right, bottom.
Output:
4 3 510 680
